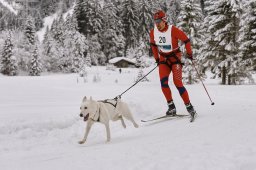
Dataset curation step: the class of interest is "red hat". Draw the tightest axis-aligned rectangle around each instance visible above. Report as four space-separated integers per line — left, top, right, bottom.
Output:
154 10 166 20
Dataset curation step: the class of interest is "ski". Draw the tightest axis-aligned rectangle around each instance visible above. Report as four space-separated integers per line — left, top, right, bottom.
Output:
141 114 189 122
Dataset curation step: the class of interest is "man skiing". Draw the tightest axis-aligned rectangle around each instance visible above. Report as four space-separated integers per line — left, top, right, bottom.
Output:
149 10 196 120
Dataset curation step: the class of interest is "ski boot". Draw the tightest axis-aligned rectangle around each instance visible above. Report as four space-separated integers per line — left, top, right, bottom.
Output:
186 102 197 122
166 101 177 116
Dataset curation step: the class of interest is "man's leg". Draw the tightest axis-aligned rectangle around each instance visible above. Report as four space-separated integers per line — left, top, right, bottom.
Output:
172 64 190 104
159 64 177 115
159 64 172 102
172 64 196 120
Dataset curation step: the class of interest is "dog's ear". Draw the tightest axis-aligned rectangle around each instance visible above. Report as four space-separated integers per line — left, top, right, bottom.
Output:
82 96 87 102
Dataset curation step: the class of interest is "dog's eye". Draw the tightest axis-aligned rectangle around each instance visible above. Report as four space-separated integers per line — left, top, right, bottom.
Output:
84 107 87 109
80 107 81 110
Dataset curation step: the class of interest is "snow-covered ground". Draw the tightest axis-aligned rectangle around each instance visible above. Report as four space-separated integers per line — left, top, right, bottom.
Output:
0 66 256 170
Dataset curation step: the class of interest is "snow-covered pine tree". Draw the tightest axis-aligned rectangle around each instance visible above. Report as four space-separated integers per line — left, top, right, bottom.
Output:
42 27 62 72
61 14 73 71
89 1 104 35
134 42 149 68
10 30 29 72
135 49 143 68
71 50 84 73
87 34 106 65
135 68 149 82
74 0 103 37
200 0 205 15
101 0 124 61
238 0 256 78
1 32 18 76
199 0 218 77
165 0 181 25
42 26 51 55
203 0 242 85
19 16 39 73
29 47 42 76
40 0 58 18
74 0 88 35
136 0 154 44
84 53 92 67
51 16 65 45
101 28 124 61
47 17 67 72
70 31 87 73
177 0 204 84
115 33 126 58
24 16 36 46
120 0 139 56
62 13 88 73
65 13 78 31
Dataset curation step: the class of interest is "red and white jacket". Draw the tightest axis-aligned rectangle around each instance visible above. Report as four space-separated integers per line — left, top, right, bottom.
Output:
150 24 192 63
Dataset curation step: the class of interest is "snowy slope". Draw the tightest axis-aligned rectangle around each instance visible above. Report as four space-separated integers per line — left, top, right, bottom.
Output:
0 67 256 170
0 0 18 15
37 4 75 42
36 13 58 42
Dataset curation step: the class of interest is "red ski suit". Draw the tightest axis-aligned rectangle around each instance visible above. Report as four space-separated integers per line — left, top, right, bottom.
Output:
150 24 192 104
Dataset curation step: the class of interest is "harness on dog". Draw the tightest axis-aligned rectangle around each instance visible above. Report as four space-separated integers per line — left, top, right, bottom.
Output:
99 99 118 108
93 99 118 122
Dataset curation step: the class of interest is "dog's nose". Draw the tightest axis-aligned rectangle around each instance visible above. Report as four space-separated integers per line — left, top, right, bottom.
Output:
79 113 83 117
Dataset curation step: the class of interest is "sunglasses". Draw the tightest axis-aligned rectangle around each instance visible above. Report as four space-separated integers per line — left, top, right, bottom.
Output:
154 18 163 24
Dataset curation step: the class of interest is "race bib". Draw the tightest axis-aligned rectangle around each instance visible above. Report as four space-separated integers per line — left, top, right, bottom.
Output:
154 25 173 53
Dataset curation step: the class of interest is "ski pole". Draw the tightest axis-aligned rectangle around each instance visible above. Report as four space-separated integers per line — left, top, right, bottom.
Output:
191 60 215 105
115 64 158 99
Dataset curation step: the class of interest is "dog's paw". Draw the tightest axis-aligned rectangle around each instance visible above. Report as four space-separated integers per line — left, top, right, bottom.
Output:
134 123 139 128
78 140 86 144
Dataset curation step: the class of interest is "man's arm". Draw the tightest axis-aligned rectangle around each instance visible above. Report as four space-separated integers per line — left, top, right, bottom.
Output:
149 29 159 62
172 26 193 57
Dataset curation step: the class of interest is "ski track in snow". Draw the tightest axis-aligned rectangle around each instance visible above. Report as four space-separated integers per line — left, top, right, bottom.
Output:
0 67 256 170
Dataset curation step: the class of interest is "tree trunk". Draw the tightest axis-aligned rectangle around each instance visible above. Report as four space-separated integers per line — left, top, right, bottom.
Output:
200 0 205 15
222 66 226 85
228 75 231 85
188 73 192 84
227 61 231 85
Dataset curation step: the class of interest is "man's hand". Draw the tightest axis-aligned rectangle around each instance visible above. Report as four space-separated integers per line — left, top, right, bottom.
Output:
155 59 160 65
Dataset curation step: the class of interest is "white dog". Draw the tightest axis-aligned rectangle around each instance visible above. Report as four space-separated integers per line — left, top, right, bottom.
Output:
78 96 138 144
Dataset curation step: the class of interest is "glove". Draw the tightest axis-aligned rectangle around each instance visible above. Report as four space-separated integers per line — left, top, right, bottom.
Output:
155 59 160 65
186 53 193 60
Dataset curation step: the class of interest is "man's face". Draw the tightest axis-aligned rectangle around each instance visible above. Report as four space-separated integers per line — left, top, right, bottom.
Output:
155 19 165 31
